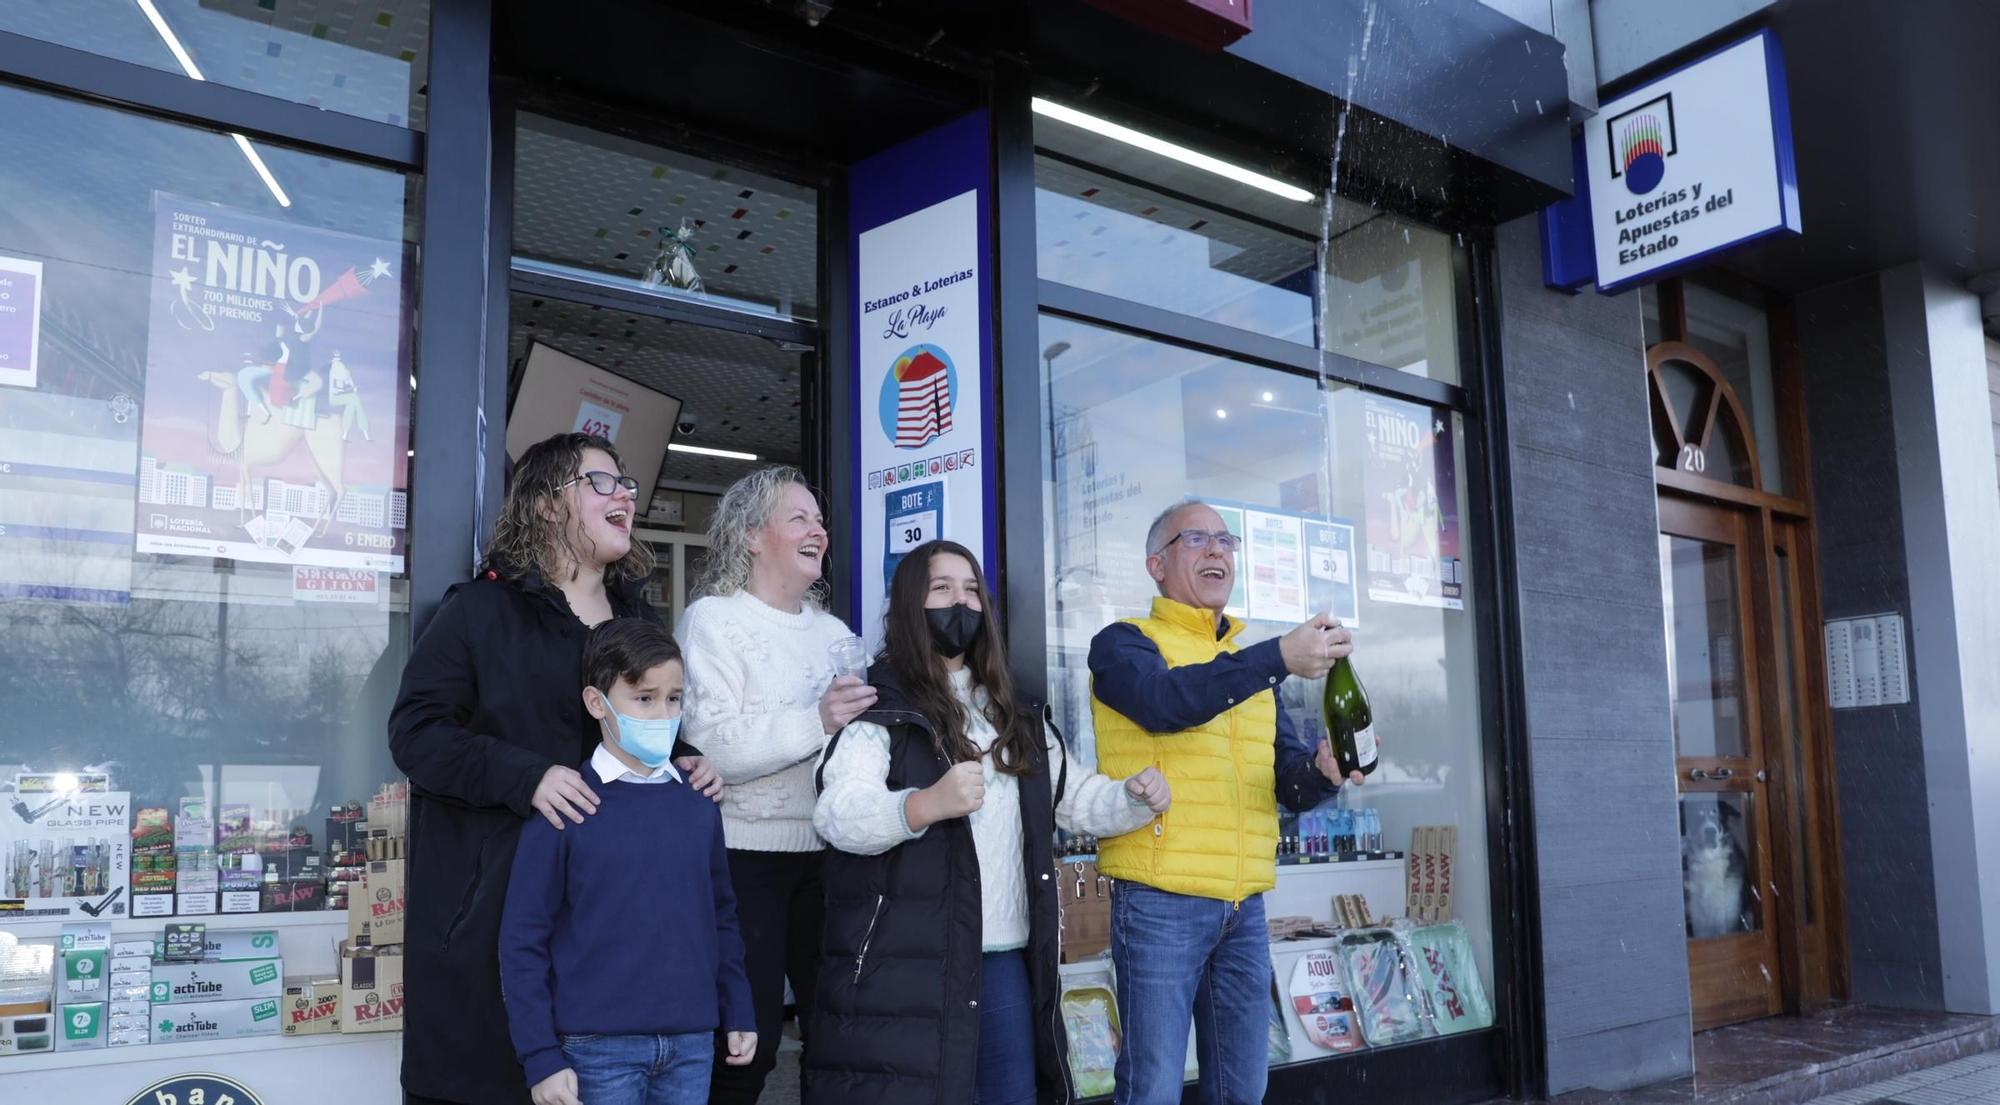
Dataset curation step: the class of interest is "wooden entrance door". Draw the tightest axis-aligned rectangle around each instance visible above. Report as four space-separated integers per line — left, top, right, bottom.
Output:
1659 495 1784 1030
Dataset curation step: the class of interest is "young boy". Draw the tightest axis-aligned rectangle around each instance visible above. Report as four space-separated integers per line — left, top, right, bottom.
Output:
500 618 755 1105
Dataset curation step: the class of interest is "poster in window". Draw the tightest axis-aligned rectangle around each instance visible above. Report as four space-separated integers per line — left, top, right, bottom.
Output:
1362 394 1462 610
1244 509 1306 624
133 194 409 572
0 254 42 389
1304 519 1360 627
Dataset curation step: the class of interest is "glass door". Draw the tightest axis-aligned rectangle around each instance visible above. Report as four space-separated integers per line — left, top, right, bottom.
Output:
1658 496 1783 1030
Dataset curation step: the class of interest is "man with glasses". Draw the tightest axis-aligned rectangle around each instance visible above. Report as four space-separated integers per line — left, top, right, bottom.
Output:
1088 498 1362 1105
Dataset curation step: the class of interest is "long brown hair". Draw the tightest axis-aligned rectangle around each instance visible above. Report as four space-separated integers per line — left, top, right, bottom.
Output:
882 540 1033 777
484 432 655 584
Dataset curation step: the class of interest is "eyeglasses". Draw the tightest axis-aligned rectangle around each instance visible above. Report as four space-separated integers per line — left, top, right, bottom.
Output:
558 470 639 496
1156 528 1241 554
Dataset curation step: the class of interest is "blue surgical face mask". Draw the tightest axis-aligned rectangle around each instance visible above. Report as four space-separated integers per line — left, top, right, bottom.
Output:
595 690 682 767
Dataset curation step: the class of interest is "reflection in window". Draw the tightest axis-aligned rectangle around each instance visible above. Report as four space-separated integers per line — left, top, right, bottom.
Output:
0 85 415 917
0 0 431 129
1039 315 1492 1044
1323 214 1464 385
1034 155 1320 344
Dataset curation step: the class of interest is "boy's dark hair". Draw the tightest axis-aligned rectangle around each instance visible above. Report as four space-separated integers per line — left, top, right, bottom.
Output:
581 617 683 693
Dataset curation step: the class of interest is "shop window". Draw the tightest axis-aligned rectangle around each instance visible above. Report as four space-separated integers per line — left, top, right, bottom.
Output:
0 85 416 915
1039 314 1494 1064
1322 214 1466 386
1 0 431 129
1033 152 1322 345
513 114 819 322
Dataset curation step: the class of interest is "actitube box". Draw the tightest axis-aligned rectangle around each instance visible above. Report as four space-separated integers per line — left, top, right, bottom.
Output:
149 959 283 1005
151 928 279 963
149 997 282 1043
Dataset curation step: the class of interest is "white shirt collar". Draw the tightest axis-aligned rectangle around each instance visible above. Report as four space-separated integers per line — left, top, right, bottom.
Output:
590 741 682 786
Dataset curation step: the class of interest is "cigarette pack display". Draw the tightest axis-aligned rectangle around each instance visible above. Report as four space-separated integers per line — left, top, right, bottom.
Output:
149 997 283 1043
173 798 213 852
54 1001 103 1050
1336 929 1430 1047
154 927 278 964
161 923 207 963
111 939 154 960
363 858 406 945
57 923 110 953
338 941 403 1033
219 851 263 892
261 878 325 913
217 804 254 853
150 958 283 1005
132 807 172 852
1406 922 1493 1035
283 976 342 1036
60 949 104 1001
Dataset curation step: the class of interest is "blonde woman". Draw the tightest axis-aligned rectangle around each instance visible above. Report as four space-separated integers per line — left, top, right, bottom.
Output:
677 466 875 1104
390 432 720 1105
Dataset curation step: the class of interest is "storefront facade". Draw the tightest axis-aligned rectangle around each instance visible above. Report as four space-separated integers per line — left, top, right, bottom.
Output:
7 2 1990 1103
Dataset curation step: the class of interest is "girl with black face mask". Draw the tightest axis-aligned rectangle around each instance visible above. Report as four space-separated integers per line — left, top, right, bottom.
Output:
804 540 1172 1105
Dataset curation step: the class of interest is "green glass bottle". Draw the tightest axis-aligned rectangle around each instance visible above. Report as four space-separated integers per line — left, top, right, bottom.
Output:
1320 655 1379 778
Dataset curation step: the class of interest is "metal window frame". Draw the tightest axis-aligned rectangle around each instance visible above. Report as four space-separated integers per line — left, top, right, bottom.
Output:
0 29 422 170
1008 91 1543 1105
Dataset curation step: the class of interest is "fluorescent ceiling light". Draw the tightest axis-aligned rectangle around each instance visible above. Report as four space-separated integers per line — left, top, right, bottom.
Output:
669 443 760 461
1032 97 1315 203
136 0 291 208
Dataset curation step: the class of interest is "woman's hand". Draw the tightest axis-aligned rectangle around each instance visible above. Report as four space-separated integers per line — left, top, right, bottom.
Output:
676 756 724 803
530 1069 580 1105
904 761 985 830
818 675 879 735
531 765 599 830
1124 766 1172 813
725 1031 758 1066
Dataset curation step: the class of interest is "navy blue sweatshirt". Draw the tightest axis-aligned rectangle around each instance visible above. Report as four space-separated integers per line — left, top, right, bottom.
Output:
1088 621 1341 813
499 758 754 1085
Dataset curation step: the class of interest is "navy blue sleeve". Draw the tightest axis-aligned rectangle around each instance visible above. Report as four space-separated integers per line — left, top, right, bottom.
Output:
1087 623 1291 733
499 817 568 1087
709 806 755 1032
1274 704 1340 812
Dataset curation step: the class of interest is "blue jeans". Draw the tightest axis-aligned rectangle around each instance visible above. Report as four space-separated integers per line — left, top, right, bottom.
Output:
1111 882 1271 1105
977 950 1037 1105
561 1031 712 1105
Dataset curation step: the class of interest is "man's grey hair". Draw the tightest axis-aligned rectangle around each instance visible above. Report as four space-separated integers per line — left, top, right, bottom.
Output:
1146 497 1213 555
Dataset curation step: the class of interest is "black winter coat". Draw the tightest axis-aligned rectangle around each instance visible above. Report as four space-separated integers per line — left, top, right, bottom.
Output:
387 567 679 1104
802 662 1072 1105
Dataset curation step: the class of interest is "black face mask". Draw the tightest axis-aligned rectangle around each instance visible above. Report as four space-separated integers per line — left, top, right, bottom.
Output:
925 603 984 660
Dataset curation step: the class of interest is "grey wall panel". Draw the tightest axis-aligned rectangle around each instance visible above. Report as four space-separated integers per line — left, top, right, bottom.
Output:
1545 1015 1694 1094
1591 0 1779 85
1796 273 1945 1010
1494 214 1692 1093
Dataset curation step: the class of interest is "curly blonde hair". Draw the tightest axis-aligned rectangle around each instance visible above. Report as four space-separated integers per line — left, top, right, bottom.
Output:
694 465 826 607
484 433 656 584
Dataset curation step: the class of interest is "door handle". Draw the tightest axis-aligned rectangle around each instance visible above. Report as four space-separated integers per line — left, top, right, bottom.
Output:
1712 767 1734 780
1688 768 1709 781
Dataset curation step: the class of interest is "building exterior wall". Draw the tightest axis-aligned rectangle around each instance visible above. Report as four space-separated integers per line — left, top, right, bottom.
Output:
1494 214 1693 1093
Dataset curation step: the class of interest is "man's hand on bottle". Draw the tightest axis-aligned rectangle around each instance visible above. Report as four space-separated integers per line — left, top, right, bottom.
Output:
1280 614 1353 680
1314 738 1371 787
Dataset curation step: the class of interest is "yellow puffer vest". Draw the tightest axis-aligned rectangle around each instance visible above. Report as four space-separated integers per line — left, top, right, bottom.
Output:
1091 597 1278 902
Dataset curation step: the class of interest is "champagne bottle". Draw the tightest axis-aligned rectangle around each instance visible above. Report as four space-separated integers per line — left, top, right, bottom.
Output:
1320 655 1379 778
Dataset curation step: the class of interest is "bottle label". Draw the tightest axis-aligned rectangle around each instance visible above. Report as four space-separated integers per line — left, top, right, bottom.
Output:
1353 725 1378 766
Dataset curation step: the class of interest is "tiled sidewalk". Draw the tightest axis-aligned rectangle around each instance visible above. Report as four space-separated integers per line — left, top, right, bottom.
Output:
1808 1052 2000 1105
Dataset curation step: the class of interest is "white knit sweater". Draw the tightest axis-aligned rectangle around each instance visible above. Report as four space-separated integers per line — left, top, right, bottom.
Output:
815 667 1157 951
678 590 857 852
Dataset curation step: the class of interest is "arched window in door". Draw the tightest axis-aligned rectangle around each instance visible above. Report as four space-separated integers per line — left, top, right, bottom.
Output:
1648 340 1761 488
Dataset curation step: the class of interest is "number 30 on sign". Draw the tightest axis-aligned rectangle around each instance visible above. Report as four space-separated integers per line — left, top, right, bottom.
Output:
882 480 943 590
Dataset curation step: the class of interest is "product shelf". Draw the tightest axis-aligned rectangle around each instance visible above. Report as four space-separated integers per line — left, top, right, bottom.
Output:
0 1023 399 1075
0 909 349 942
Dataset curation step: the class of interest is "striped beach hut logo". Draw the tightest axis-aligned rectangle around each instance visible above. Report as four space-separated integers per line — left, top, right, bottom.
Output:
882 344 957 450
1607 94 1677 196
